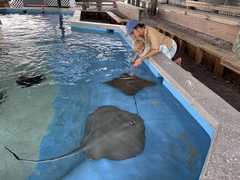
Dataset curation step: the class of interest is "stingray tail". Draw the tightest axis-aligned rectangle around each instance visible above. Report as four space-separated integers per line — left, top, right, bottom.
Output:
5 146 21 160
4 146 85 163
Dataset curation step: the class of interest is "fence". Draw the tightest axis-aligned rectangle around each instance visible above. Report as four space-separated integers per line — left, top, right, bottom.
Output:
9 0 70 8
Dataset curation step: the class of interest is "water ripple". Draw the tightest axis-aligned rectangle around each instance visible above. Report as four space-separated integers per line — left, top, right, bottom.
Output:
0 13 131 87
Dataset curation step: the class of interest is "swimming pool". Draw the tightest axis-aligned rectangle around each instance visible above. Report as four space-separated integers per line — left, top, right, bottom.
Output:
0 13 211 180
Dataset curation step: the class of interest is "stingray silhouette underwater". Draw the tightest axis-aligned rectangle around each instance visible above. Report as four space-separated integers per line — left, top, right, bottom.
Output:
16 74 46 88
105 73 155 96
5 68 155 163
5 106 145 163
0 88 7 105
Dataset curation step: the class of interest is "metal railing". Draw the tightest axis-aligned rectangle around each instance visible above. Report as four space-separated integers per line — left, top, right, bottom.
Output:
75 0 117 10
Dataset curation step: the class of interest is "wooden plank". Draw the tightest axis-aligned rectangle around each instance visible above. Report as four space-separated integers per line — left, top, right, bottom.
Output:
157 5 240 43
221 55 240 75
185 0 240 15
106 11 128 23
159 4 240 28
159 4 240 26
116 1 143 20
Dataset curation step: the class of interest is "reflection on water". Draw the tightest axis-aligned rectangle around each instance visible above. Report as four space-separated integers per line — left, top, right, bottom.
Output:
0 14 130 86
0 13 131 180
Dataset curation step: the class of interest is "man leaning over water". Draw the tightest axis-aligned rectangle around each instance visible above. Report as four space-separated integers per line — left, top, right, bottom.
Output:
126 20 182 67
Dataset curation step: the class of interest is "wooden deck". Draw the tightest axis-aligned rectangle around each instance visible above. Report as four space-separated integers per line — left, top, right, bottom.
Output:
106 9 128 24
185 0 240 16
157 4 240 44
143 17 240 77
76 0 116 11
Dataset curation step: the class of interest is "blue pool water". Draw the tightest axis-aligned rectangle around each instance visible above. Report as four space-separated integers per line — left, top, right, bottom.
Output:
0 13 210 180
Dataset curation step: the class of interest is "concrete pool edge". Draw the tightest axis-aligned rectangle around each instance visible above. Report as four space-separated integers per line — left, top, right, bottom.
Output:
131 40 240 180
142 48 240 180
146 53 240 180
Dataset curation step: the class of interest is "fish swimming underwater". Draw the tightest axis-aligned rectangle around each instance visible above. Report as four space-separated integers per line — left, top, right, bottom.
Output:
0 88 7 105
16 74 46 88
5 106 145 163
105 73 155 96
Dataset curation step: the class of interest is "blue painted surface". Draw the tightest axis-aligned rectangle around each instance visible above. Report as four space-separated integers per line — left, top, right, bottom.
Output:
163 79 214 138
143 61 214 138
30 22 210 180
0 13 211 180
63 64 211 180
144 60 162 78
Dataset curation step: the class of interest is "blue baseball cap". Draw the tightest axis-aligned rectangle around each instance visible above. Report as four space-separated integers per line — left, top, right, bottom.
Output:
126 20 139 34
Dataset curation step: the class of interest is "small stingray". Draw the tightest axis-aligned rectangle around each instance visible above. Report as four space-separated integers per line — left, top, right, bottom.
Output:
5 106 145 163
0 89 7 105
105 73 155 96
16 74 46 88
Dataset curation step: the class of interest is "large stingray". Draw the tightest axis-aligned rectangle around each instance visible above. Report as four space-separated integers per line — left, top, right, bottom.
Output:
5 106 145 163
105 73 155 96
16 74 46 88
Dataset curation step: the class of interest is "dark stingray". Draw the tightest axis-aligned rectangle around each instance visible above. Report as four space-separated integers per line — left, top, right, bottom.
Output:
16 74 46 88
105 73 155 96
0 89 7 105
5 106 145 163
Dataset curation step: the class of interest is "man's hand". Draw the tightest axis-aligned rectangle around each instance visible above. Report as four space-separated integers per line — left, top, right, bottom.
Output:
132 58 143 68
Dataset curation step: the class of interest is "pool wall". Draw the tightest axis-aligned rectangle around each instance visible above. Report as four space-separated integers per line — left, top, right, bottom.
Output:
71 12 240 180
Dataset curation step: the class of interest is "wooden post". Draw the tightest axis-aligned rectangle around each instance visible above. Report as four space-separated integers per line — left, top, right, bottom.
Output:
136 0 140 7
173 38 186 61
179 39 185 47
195 47 204 64
150 0 158 15
214 58 224 77
97 0 102 11
132 0 135 6
0 0 9 7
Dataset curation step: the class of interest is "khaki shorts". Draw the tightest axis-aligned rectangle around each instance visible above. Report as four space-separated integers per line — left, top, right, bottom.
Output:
159 40 177 60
